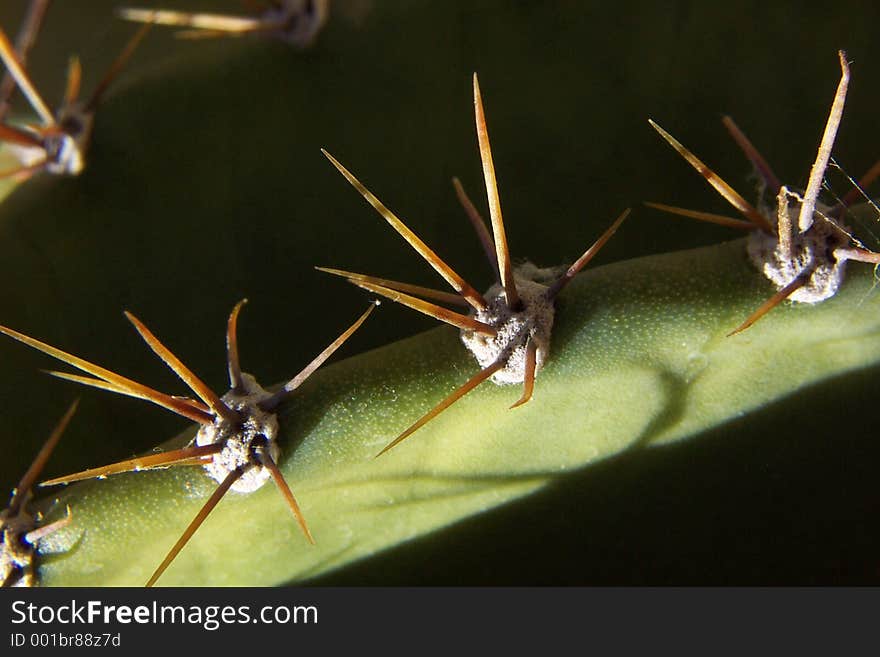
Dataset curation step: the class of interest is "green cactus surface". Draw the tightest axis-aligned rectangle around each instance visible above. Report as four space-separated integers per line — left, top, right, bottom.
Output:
0 1 879 585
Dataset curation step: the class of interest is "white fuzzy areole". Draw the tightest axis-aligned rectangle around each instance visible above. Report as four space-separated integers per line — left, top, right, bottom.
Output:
460 266 556 385
7 106 94 177
43 133 85 176
747 199 851 304
195 373 280 493
43 105 94 176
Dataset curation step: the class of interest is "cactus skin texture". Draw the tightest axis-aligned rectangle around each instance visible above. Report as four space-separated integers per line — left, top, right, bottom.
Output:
0 1 879 585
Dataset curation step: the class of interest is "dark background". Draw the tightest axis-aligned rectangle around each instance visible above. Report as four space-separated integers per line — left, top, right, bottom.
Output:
0 1 878 584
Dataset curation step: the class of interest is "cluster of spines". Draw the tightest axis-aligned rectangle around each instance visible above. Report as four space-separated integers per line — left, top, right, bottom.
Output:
0 299 377 586
1 400 76 588
0 0 341 588
319 74 630 456
647 51 880 334
0 7 877 589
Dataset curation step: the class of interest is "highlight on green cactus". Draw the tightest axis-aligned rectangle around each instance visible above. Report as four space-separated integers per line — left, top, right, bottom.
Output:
0 1 878 587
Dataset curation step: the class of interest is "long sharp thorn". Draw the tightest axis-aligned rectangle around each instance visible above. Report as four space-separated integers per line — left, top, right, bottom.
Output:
721 116 782 193
316 266 469 307
797 51 850 233
261 453 315 544
117 9 264 34
45 371 213 425
648 119 774 234
174 28 254 40
546 209 630 299
175 21 284 40
164 1 321 39
473 73 520 309
644 202 754 230
727 275 809 337
146 467 243 588
376 359 505 457
227 299 248 392
834 247 880 265
172 29 222 40
40 444 222 487
343 278 496 335
262 302 378 410
0 323 215 425
322 149 488 312
0 26 54 126
775 186 795 260
124 311 239 424
0 0 51 120
85 22 152 111
509 340 537 409
64 56 81 106
452 176 501 282
0 122 42 148
8 399 79 515
24 506 72 545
